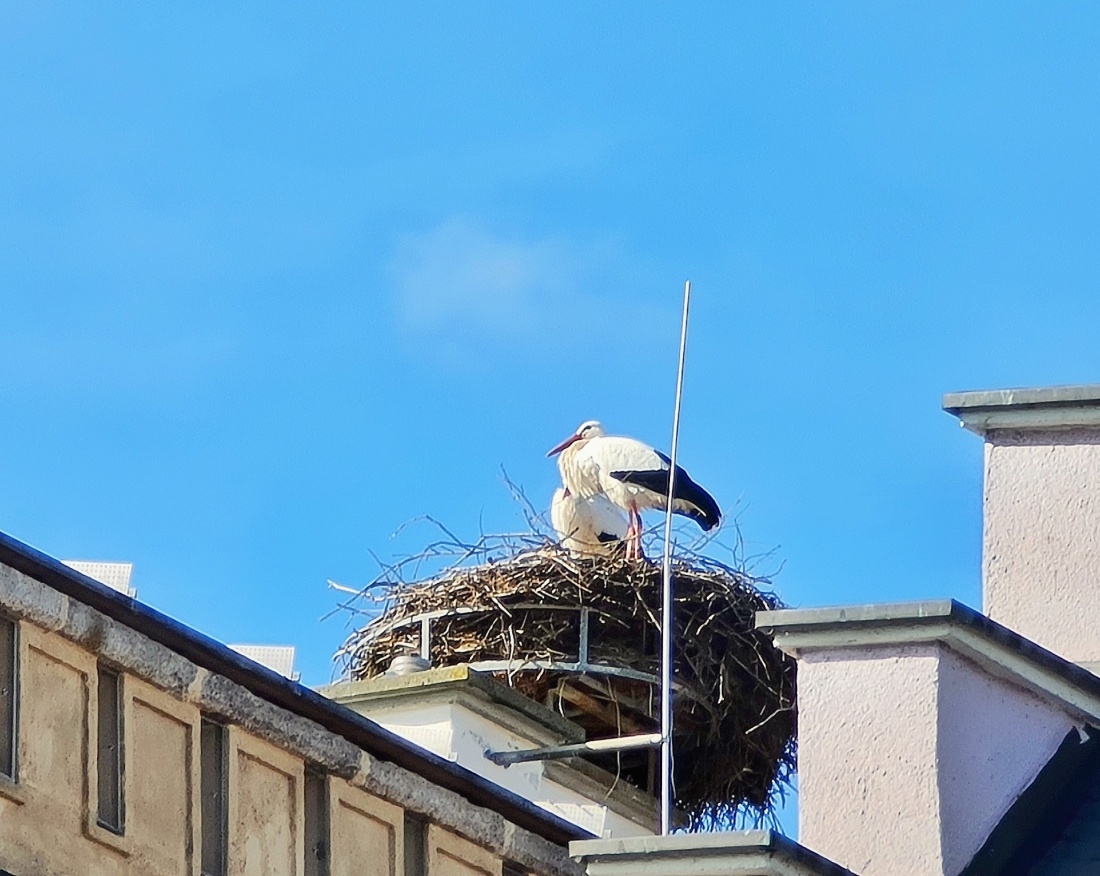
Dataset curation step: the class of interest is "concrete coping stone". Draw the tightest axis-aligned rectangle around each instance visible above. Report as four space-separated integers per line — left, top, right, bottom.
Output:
570 830 857 875
325 668 658 830
320 666 585 743
757 599 1100 724
943 384 1100 435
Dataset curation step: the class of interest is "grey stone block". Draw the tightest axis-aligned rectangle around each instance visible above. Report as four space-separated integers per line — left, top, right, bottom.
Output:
62 600 198 697
0 564 67 631
199 673 361 777
356 755 507 850
502 822 585 876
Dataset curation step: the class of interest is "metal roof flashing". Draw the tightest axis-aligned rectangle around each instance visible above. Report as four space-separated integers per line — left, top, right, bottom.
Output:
943 385 1100 436
570 831 856 876
757 600 1100 725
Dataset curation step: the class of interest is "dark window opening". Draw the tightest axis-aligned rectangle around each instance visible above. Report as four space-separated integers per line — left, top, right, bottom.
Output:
96 666 124 832
403 813 427 876
304 767 329 876
0 617 16 781
200 720 228 876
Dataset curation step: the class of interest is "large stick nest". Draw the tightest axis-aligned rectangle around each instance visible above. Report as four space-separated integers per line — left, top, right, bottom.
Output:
335 531 796 829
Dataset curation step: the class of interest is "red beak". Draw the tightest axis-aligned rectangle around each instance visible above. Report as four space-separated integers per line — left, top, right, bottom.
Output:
546 433 581 457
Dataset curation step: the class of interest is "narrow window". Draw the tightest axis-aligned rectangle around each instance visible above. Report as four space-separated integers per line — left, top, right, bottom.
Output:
304 768 329 876
403 813 427 876
201 720 228 876
96 666 124 832
0 617 16 780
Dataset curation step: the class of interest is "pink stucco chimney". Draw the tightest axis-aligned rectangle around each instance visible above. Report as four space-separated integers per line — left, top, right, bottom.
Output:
943 385 1100 668
757 601 1100 876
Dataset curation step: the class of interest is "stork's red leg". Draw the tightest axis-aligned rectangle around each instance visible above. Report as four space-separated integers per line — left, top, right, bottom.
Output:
627 507 642 560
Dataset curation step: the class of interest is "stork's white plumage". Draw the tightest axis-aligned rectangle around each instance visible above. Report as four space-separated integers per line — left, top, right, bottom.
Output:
550 487 629 557
547 420 721 559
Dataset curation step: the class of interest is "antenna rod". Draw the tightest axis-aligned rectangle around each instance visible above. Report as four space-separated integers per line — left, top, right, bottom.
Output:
660 279 691 835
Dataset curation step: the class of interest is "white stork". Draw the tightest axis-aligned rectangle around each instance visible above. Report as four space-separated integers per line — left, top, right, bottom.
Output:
550 487 629 557
547 420 721 559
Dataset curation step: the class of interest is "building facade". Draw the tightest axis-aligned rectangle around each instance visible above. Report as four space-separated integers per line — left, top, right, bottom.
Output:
0 534 588 876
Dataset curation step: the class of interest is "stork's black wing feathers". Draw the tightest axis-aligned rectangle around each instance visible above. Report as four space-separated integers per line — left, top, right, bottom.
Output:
596 531 620 543
609 464 722 531
678 474 722 530
611 467 671 498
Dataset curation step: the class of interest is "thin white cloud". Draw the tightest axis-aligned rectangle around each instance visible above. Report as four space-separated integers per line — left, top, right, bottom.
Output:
391 217 670 360
393 217 573 337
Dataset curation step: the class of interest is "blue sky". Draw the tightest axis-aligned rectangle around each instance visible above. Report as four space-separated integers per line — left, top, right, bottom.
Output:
4 1 1100 829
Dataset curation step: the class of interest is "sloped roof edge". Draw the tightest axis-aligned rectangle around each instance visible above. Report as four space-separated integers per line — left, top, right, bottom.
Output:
960 725 1100 875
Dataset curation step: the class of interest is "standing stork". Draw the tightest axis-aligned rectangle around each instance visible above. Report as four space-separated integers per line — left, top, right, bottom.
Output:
547 420 721 559
550 487 629 557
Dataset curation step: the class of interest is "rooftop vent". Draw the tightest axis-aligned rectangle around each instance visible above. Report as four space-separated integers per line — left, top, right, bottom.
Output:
228 644 299 681
62 560 136 598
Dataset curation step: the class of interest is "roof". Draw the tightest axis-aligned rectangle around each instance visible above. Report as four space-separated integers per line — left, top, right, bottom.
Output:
0 529 591 847
961 726 1100 875
942 384 1100 434
756 599 1100 725
570 831 856 876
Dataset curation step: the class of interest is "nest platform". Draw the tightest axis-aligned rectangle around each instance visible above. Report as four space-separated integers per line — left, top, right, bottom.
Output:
337 541 796 827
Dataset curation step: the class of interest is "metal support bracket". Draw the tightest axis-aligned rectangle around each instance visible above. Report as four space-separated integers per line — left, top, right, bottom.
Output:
485 732 663 768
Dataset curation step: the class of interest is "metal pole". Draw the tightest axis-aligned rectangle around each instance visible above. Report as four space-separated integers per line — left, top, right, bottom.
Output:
486 732 663 767
660 280 691 835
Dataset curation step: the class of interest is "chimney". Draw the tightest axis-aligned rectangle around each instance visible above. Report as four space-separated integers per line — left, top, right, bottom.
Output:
756 601 1096 876
943 385 1100 668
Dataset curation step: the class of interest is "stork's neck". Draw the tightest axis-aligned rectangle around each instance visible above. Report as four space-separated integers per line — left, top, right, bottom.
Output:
557 438 592 495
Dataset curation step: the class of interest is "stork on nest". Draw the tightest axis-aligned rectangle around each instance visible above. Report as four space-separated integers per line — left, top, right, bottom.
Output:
334 528 796 829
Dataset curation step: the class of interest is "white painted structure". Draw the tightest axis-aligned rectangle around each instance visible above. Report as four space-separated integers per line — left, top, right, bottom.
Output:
320 666 657 839
229 644 300 680
62 560 136 597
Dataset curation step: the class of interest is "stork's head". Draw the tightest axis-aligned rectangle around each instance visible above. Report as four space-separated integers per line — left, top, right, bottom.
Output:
546 420 605 457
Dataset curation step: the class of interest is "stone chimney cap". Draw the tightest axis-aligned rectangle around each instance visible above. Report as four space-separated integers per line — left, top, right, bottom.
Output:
570 829 857 875
756 599 1100 724
943 384 1100 435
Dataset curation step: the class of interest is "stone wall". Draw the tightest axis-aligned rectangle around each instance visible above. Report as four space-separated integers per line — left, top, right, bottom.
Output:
0 560 581 876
